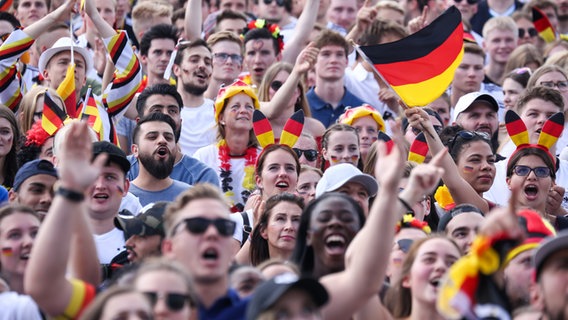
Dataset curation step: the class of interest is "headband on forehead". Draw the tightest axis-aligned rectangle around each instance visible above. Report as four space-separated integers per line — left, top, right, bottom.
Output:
339 104 386 132
505 110 564 166
253 110 304 148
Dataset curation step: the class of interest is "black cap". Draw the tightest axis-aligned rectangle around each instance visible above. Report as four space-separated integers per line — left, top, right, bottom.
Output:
92 141 130 174
13 159 58 191
534 230 568 279
246 273 328 320
114 202 168 239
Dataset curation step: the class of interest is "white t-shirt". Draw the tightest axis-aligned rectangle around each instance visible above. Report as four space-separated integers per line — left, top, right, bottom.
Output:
179 99 217 156
0 292 42 320
94 228 126 264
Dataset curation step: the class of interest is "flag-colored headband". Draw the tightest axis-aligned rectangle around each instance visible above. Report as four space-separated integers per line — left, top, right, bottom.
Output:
253 110 304 148
214 80 260 123
241 19 284 53
505 109 564 166
408 132 428 163
338 104 386 133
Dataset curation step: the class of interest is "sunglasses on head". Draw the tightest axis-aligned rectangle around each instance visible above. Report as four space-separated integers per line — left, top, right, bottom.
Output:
448 130 490 150
518 28 538 38
263 0 285 6
174 217 236 237
513 165 551 178
292 148 318 161
143 292 190 311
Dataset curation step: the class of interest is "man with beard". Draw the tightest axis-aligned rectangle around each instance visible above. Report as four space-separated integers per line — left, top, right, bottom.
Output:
173 40 216 156
129 113 191 206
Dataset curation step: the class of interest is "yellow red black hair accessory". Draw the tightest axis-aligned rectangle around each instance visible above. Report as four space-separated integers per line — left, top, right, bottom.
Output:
241 19 284 52
214 80 260 123
253 109 304 148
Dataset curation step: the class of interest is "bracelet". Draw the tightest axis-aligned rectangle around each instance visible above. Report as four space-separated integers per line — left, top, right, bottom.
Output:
56 186 85 202
398 197 415 215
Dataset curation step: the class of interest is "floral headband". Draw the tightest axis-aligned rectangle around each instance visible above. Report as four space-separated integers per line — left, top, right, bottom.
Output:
242 19 285 53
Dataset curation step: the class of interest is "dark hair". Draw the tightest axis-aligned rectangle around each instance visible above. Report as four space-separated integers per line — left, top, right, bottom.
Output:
174 39 211 65
313 29 349 57
515 86 564 114
243 27 281 55
136 84 183 118
506 147 557 180
0 106 20 188
139 24 178 57
290 192 365 278
321 123 359 151
216 9 248 26
503 68 531 90
440 126 494 163
437 203 484 232
255 144 301 179
132 112 179 144
250 193 305 266
0 12 20 29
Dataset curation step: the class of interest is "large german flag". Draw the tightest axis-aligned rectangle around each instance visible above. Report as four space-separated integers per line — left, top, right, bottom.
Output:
533 7 557 43
359 6 463 107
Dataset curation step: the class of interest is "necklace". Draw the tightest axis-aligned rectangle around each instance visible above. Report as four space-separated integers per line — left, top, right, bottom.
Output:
218 139 258 212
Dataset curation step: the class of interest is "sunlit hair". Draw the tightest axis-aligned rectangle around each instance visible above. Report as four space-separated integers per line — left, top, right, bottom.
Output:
255 144 301 179
527 64 568 89
321 123 359 151
18 86 63 134
515 86 563 114
502 44 543 81
79 286 149 320
0 204 39 233
257 62 311 117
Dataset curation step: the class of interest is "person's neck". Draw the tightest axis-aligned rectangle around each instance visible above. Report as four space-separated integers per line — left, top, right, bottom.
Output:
88 217 116 235
314 79 345 107
6 273 24 294
269 246 293 262
484 62 505 85
224 130 251 155
204 78 231 100
195 277 230 308
147 73 170 87
312 257 341 279
178 85 205 108
410 300 445 320
487 0 515 14
132 166 173 191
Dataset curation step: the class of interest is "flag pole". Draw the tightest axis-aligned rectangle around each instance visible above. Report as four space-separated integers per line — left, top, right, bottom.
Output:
69 13 74 64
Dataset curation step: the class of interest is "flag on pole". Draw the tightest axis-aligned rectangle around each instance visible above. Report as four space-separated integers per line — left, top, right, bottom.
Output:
56 62 77 118
80 88 104 141
532 7 557 43
42 91 67 135
358 6 464 107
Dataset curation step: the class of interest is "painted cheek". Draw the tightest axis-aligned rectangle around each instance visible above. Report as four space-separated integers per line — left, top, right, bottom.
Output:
1 247 13 257
462 166 474 173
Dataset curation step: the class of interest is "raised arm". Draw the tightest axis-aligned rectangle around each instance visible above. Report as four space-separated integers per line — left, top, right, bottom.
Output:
345 0 377 49
184 0 202 41
319 122 445 320
405 107 491 212
25 121 106 317
281 0 319 63
260 43 318 119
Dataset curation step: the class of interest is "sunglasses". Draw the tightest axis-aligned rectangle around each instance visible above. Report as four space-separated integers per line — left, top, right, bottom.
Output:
513 165 551 178
293 148 318 161
448 130 490 151
518 28 538 38
263 0 285 6
143 292 190 311
213 52 243 65
270 80 283 91
174 217 236 237
453 0 478 4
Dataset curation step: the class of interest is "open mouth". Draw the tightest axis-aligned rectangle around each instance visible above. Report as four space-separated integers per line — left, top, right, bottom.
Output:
93 193 109 200
202 248 219 261
156 146 169 157
20 253 30 260
325 234 346 255
524 184 539 199
275 181 289 189
429 278 441 288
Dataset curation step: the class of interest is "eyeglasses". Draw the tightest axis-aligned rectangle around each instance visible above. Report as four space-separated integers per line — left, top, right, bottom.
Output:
512 165 551 178
518 28 538 38
213 53 243 65
539 81 568 91
270 80 283 91
143 292 191 311
292 148 318 161
263 0 285 6
174 217 236 237
453 0 478 4
448 130 491 151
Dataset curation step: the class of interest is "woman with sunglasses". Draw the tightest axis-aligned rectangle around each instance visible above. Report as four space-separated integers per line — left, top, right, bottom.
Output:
512 12 540 48
79 286 153 320
133 258 198 320
194 80 262 213
292 132 319 167
406 107 496 213
338 105 385 164
257 46 325 145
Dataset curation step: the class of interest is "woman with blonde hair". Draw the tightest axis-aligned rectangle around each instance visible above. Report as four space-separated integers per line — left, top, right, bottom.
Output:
17 86 64 134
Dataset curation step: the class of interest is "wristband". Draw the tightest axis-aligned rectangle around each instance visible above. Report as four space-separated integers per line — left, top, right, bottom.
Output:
56 186 85 202
398 197 415 215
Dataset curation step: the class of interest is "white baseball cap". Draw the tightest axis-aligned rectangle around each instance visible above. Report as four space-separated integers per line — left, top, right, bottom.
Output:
452 92 499 123
38 37 93 74
316 163 378 198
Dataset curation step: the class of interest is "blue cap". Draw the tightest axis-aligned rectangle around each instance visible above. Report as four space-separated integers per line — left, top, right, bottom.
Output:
13 159 58 191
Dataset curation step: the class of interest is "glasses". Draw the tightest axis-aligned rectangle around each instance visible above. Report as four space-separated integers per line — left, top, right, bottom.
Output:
143 292 191 311
174 217 236 237
518 28 538 38
448 130 491 151
539 81 568 91
453 0 478 4
213 53 243 65
292 148 318 161
512 165 551 178
270 80 283 91
263 0 285 6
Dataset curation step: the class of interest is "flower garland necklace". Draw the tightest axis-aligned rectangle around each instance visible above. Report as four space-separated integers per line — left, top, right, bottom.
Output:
218 139 258 213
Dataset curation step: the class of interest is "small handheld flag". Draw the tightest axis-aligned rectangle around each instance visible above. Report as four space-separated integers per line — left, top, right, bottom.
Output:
532 7 557 43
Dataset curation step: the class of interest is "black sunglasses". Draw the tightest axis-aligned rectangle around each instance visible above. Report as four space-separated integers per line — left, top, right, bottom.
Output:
448 130 490 151
270 80 283 91
293 148 318 161
513 165 551 178
174 217 236 237
518 28 538 38
454 0 478 4
263 0 285 6
143 292 190 311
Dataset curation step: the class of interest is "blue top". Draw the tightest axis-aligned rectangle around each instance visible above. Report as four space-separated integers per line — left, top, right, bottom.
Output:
128 180 191 206
307 87 366 128
198 288 249 320
127 154 219 187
